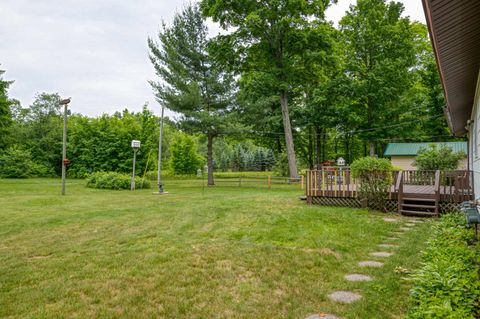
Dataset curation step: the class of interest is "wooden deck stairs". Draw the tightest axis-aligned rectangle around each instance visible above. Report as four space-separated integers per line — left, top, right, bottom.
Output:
396 170 440 217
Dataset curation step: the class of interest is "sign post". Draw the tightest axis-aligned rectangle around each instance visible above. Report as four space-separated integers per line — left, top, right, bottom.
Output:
60 98 71 195
131 140 141 191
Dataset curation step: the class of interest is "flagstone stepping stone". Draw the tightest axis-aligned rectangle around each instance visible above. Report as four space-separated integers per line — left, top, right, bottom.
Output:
359 260 384 267
409 219 423 223
328 291 362 303
344 274 373 282
383 218 399 222
306 314 343 319
379 244 398 248
404 223 416 227
370 251 393 257
386 237 399 240
399 227 411 231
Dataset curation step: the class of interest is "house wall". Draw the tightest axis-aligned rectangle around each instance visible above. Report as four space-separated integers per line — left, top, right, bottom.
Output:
391 156 467 171
470 71 480 200
391 156 415 170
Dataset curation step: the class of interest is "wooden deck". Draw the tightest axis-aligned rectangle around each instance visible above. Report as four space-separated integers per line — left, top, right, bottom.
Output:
307 184 470 201
306 168 474 215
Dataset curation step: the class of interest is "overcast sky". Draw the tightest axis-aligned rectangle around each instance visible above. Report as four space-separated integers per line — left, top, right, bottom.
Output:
0 0 426 117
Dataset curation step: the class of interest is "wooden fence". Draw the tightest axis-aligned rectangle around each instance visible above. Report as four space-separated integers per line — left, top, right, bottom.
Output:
211 175 304 189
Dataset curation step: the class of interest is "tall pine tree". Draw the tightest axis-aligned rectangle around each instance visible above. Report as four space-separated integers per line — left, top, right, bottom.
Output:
148 4 235 185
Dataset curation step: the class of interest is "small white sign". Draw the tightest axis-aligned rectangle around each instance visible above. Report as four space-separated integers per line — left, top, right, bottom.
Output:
131 140 141 149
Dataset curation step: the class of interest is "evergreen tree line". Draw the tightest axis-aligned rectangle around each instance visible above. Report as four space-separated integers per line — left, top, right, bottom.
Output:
214 143 276 172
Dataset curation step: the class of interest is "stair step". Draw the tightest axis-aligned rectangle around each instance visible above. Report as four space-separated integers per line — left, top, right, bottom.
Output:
402 197 436 202
400 209 437 216
401 203 436 209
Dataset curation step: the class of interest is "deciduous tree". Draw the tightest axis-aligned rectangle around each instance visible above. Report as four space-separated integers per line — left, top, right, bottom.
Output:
201 0 336 178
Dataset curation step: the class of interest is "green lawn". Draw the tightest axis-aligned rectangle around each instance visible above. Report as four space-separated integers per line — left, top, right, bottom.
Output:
0 178 432 318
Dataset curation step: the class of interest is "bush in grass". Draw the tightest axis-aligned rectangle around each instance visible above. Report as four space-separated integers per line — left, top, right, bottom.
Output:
170 134 203 175
413 144 465 170
0 147 54 178
406 213 480 319
350 157 393 211
86 172 150 190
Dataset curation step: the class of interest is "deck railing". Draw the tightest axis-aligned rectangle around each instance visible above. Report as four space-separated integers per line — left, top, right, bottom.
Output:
306 168 474 203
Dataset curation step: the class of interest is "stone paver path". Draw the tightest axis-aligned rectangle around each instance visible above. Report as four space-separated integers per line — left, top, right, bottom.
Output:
306 314 343 319
370 251 393 257
358 260 384 267
386 237 400 240
409 219 423 223
328 291 362 303
319 216 424 317
379 244 398 248
345 274 373 282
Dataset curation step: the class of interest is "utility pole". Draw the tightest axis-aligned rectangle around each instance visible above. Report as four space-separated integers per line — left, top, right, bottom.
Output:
157 105 165 194
60 98 71 195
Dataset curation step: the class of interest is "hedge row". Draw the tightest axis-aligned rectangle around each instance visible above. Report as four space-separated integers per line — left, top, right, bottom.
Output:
406 213 480 319
86 172 150 190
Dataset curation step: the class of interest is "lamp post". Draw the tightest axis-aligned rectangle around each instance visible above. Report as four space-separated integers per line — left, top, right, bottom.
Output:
154 104 167 195
131 140 141 191
60 98 71 195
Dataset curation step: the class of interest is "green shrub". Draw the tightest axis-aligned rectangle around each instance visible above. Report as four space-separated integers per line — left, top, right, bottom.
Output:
0 147 35 178
406 214 480 319
413 144 465 170
350 157 393 211
86 172 150 190
170 134 203 175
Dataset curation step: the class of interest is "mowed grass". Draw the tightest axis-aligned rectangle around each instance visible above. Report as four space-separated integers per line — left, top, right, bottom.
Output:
0 178 432 318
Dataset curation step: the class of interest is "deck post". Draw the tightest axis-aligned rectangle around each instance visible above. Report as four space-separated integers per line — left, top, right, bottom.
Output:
396 171 403 214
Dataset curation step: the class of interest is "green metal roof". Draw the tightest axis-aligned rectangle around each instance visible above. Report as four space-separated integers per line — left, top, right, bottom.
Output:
384 142 467 156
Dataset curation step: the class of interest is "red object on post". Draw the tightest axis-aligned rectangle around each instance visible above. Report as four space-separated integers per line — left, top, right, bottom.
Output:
63 158 71 166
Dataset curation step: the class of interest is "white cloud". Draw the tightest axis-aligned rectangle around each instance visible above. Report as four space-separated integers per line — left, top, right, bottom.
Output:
0 0 426 118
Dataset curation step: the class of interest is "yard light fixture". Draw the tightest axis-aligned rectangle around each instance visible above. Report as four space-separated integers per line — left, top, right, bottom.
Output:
131 140 141 191
60 97 71 195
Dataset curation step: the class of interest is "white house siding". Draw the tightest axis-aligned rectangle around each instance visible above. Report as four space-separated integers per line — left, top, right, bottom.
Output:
470 71 480 200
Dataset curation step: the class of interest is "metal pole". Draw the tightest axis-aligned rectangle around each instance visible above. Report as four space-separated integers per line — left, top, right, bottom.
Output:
157 105 165 193
61 103 68 195
131 149 137 191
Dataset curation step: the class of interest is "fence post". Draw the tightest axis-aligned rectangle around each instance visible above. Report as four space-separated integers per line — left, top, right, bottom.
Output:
268 176 271 189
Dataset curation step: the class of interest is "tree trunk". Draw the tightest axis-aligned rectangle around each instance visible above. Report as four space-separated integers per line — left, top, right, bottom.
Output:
315 126 322 167
369 142 375 157
308 126 313 169
279 90 298 178
322 130 327 162
345 136 350 164
207 134 214 186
